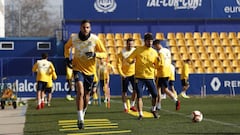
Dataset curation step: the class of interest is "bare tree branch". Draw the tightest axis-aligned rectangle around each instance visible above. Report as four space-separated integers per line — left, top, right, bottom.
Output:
5 0 61 37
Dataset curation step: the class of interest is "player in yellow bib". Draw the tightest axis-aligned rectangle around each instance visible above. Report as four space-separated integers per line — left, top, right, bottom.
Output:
45 69 57 106
65 47 75 101
98 58 111 103
126 33 161 120
64 20 107 129
180 59 191 98
169 63 178 98
32 53 56 110
153 40 180 111
117 38 137 113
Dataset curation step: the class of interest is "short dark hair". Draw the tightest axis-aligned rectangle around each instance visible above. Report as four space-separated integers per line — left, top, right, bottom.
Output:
153 39 160 45
185 59 191 63
126 38 134 43
41 53 48 59
81 19 91 26
144 33 153 41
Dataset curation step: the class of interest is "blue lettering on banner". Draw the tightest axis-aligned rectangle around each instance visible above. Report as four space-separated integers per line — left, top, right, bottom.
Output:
212 0 240 18
63 0 240 20
65 0 240 20
146 0 202 10
2 76 73 97
224 0 240 14
186 74 240 95
2 74 239 98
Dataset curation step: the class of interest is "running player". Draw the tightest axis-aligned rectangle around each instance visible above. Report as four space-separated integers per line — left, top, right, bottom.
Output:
180 59 191 98
117 38 137 113
153 39 180 111
126 33 160 120
32 53 56 110
64 20 107 129
45 68 57 106
65 47 75 101
169 63 178 98
98 58 111 103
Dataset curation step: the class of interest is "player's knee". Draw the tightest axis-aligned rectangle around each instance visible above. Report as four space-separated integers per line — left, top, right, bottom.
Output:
151 92 158 98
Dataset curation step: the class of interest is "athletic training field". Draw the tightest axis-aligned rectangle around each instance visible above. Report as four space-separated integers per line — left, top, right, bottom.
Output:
24 96 240 135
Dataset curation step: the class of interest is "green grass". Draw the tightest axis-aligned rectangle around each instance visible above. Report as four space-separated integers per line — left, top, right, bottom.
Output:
24 96 240 135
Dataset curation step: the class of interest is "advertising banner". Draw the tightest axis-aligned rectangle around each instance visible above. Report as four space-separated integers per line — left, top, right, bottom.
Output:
138 0 210 19
212 0 240 19
1 74 239 98
64 0 137 20
1 75 123 98
64 0 240 21
202 74 240 95
181 73 240 95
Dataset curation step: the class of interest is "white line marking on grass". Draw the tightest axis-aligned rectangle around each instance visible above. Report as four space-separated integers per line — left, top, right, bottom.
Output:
111 99 240 129
161 109 240 129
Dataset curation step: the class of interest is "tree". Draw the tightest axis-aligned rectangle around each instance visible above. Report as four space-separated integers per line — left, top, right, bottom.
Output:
5 0 61 37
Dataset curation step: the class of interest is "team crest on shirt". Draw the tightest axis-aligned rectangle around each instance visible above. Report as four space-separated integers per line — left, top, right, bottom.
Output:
94 0 117 13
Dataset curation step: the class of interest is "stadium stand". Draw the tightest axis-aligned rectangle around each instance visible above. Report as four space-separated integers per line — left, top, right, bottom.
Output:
193 32 201 39
167 32 175 40
106 33 115 40
115 33 124 40
228 32 237 39
219 32 228 39
155 32 165 40
175 32 184 40
123 33 133 40
94 32 240 74
98 33 106 40
134 39 142 47
237 32 240 39
186 39 194 47
184 32 193 39
132 33 141 40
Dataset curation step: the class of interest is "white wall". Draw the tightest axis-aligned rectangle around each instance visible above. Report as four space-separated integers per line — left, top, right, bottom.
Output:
0 0 4 37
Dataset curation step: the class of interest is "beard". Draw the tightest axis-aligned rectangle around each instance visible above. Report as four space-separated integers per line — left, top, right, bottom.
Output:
78 31 90 41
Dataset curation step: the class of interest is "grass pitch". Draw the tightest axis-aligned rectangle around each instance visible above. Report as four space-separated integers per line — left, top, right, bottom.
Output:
24 95 240 135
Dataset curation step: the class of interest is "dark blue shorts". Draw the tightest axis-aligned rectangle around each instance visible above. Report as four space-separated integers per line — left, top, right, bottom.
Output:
73 71 94 92
37 81 47 91
122 75 135 92
157 77 169 88
135 78 157 98
100 80 104 90
45 87 52 93
169 80 175 87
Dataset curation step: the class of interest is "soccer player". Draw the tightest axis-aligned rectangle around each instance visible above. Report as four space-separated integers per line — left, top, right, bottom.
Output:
64 20 107 129
153 39 180 111
126 33 160 120
108 60 116 74
45 68 57 106
169 63 178 99
32 53 56 110
117 38 137 113
88 71 99 105
65 47 75 101
98 58 111 103
180 59 191 98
